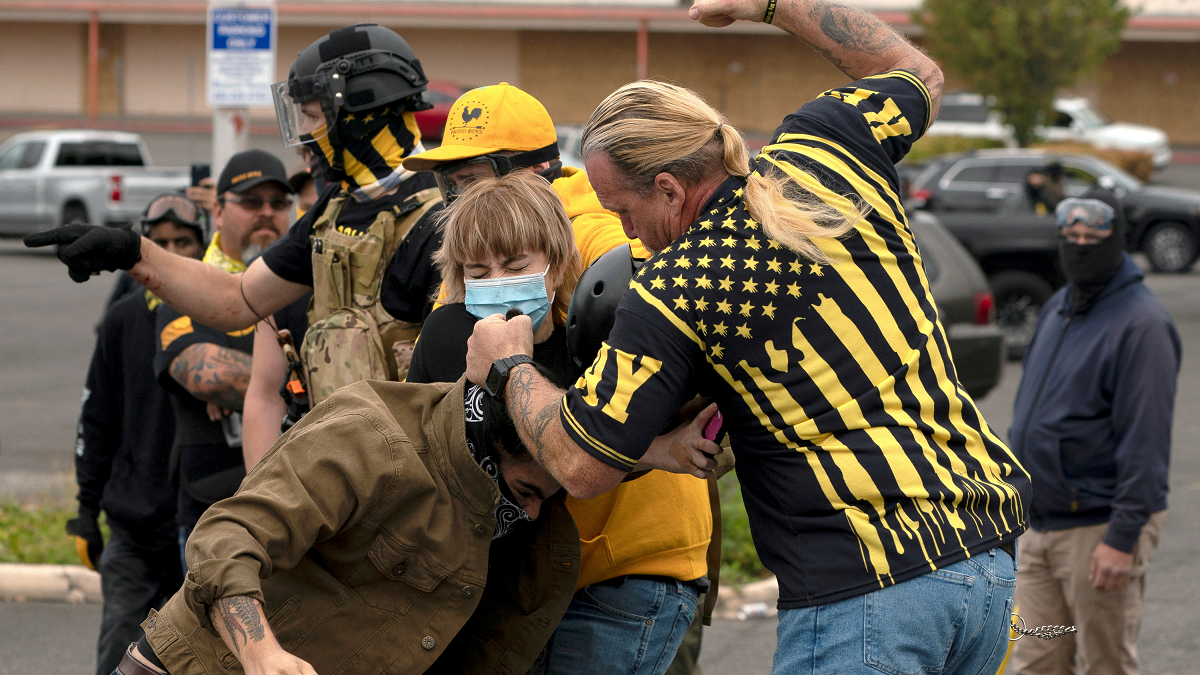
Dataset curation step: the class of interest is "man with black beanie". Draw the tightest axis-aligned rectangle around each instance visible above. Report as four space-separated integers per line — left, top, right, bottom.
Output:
1008 187 1181 675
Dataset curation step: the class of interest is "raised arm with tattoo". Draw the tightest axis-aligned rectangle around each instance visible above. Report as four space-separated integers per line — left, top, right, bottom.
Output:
170 343 253 411
691 0 943 111
210 595 317 675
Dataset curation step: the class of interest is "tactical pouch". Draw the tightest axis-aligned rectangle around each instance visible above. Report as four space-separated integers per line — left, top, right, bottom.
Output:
303 189 441 405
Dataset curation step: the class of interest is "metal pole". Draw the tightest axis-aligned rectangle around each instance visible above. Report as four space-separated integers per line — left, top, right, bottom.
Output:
636 18 648 81
212 107 249 181
87 10 99 123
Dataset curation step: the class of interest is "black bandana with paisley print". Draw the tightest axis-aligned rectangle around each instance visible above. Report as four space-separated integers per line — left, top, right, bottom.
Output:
462 384 532 539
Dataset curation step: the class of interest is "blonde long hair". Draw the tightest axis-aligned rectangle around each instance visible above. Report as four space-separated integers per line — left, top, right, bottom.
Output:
434 171 583 324
581 81 860 261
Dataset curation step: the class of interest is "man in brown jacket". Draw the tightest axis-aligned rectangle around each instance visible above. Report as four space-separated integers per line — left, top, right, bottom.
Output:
114 378 579 675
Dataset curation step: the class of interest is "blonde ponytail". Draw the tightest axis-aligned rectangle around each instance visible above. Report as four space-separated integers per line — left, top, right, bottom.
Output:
582 81 860 262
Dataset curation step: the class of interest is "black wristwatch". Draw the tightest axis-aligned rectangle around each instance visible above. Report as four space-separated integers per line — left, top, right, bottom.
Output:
484 354 534 398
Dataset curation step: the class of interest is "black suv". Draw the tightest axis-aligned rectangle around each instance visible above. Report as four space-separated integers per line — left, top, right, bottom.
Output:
908 149 1200 358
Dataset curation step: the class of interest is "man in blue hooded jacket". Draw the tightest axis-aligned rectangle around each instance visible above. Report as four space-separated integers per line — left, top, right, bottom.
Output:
1009 188 1180 675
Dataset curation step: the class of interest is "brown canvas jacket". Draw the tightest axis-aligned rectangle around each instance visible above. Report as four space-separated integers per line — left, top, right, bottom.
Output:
141 378 580 675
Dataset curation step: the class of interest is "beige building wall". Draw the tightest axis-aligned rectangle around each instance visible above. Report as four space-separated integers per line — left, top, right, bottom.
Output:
1092 41 1200 144
0 22 82 114
521 29 845 135
121 24 519 120
4 18 1200 148
124 23 207 117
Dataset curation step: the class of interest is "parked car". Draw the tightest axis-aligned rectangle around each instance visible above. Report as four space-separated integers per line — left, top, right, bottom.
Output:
910 210 1005 399
555 123 585 169
0 130 189 236
907 148 1200 356
414 81 469 141
925 93 1172 169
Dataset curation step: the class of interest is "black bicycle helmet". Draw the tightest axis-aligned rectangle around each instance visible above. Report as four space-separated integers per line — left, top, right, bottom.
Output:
566 243 644 374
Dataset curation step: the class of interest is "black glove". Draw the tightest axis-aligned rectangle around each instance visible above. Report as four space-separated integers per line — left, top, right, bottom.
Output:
65 511 105 571
23 224 142 283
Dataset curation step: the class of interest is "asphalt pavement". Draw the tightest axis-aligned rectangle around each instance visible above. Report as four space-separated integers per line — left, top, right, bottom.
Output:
3 162 1200 673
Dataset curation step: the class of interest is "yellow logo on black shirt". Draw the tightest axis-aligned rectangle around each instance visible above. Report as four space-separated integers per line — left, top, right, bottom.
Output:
821 88 912 143
160 316 194 350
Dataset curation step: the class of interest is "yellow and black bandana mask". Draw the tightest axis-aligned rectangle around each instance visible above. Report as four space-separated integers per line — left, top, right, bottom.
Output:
306 106 424 203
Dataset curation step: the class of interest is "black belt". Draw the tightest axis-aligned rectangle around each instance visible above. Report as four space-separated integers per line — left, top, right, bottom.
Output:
999 539 1017 559
594 574 709 593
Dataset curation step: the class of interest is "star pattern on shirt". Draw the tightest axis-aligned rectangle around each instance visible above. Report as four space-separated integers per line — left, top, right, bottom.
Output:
636 187 836 365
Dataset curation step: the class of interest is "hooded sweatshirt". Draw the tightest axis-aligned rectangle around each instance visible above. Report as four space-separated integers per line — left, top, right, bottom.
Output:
1009 254 1180 552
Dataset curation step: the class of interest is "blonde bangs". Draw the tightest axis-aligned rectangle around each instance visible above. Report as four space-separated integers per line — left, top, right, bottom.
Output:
434 172 583 322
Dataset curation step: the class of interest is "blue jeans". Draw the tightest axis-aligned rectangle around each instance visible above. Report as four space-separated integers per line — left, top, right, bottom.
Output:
96 524 182 675
544 577 699 675
772 548 1016 675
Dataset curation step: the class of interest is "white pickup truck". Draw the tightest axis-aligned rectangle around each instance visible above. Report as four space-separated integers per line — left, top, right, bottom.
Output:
0 130 191 236
925 94 1173 169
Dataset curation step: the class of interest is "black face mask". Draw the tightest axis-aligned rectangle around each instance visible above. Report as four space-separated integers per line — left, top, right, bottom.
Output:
1059 225 1124 312
462 385 533 539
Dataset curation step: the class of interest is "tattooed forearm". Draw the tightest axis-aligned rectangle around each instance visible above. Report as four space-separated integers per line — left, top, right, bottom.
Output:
809 1 900 55
214 595 266 654
170 342 252 409
505 365 563 467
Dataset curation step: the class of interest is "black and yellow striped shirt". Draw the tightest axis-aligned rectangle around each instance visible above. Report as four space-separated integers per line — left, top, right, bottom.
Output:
561 71 1030 608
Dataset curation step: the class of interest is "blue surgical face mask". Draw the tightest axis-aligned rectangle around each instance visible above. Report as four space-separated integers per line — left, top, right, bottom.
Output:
464 264 553 331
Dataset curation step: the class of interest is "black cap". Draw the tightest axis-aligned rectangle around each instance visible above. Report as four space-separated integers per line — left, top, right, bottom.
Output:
288 170 314 194
217 149 293 196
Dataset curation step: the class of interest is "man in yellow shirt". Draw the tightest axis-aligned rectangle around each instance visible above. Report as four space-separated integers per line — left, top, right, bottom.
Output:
402 84 713 675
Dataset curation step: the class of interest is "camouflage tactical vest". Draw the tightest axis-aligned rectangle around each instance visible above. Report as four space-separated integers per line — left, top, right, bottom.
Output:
301 188 441 405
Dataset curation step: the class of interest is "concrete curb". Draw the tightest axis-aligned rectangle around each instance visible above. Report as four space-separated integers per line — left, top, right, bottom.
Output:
0 563 102 604
713 575 779 620
0 560 777 614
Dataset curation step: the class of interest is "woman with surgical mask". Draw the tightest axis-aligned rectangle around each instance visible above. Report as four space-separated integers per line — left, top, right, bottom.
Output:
408 172 715 675
407 171 582 387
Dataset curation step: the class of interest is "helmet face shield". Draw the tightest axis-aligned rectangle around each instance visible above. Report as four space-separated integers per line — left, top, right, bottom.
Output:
273 80 335 147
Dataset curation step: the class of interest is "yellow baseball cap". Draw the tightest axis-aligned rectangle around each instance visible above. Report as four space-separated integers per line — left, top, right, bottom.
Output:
402 82 558 172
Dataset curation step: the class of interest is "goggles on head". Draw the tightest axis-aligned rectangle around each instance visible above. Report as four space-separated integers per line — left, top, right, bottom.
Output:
140 194 207 238
433 143 560 203
1055 198 1116 231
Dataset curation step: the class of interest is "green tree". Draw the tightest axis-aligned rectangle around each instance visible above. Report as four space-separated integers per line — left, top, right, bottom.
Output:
914 0 1129 147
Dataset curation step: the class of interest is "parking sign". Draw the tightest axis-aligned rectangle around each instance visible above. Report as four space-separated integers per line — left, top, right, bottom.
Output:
207 2 276 107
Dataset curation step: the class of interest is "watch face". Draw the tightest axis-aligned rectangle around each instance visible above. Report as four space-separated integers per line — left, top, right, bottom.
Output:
485 360 506 397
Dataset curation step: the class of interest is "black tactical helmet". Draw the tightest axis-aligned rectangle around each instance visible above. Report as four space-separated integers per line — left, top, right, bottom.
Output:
272 24 431 147
566 243 644 375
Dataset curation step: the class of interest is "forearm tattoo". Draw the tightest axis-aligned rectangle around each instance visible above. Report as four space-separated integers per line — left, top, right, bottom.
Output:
171 343 252 409
215 595 266 654
506 365 564 468
782 0 907 77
